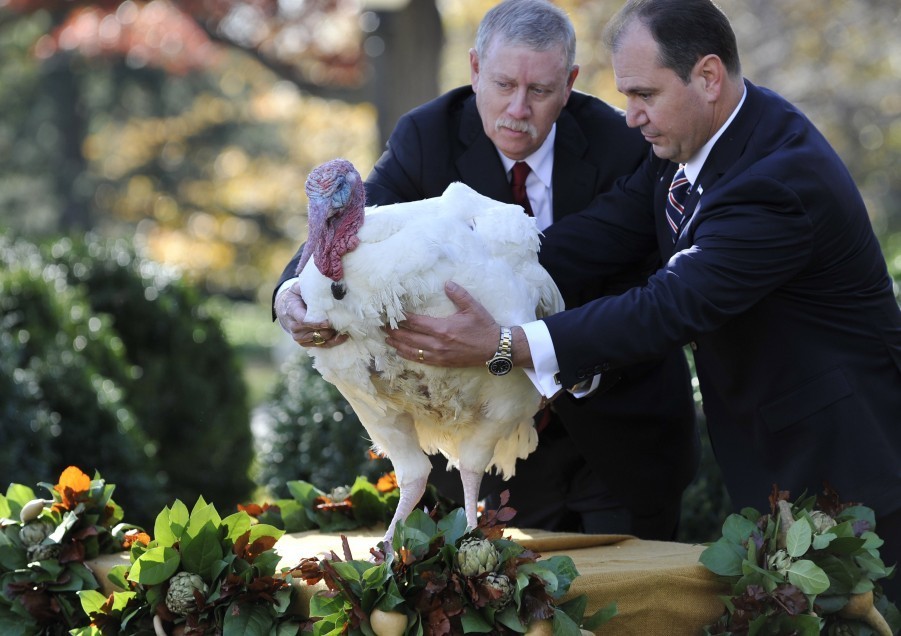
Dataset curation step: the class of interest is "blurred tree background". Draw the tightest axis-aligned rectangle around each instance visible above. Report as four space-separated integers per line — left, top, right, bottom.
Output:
1 0 898 536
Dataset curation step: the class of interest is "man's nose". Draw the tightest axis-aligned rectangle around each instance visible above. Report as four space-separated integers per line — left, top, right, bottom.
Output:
507 89 531 119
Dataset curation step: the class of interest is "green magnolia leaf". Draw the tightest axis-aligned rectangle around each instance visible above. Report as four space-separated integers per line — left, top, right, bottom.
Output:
186 499 222 539
154 501 187 547
0 544 27 571
286 481 324 508
722 513 758 544
536 556 579 597
362 561 393 591
556 594 587 626
839 505 876 526
582 601 618 630
855 551 889 578
309 591 345 617
273 499 313 533
786 521 812 558
374 575 406 611
221 511 253 542
495 605 526 632
861 531 885 551
850 577 875 594
552 609 584 636
180 520 224 578
48 562 98 592
4 484 37 511
826 536 867 555
700 537 746 576
812 533 835 550
786 559 830 595
222 601 275 636
128 545 180 585
107 564 131 589
811 554 855 594
76 589 109 615
400 509 437 540
828 520 856 539
437 508 468 546
460 607 495 633
517 562 559 596
249 522 285 545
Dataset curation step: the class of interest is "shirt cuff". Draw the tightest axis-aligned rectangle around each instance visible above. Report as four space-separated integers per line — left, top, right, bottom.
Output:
521 320 563 398
276 277 299 300
520 320 601 399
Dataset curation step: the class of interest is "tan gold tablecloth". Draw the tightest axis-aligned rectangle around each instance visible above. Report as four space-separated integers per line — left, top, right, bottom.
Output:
87 528 729 635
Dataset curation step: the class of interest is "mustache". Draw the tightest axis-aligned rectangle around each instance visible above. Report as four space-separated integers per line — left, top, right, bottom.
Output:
495 117 538 139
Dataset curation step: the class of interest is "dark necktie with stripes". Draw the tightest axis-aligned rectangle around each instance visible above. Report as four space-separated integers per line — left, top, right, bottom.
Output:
665 164 691 242
510 161 534 216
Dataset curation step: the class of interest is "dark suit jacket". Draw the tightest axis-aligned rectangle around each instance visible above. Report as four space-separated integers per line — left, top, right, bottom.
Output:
278 86 699 536
540 80 901 517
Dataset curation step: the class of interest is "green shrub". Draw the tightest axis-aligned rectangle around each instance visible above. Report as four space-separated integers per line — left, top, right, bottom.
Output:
0 235 162 521
255 351 391 499
44 234 255 516
0 231 254 526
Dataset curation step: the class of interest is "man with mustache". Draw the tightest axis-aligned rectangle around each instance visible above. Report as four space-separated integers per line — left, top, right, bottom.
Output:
274 0 699 540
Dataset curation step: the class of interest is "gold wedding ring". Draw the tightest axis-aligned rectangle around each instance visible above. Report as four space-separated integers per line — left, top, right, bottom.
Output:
417 349 425 362
311 330 326 346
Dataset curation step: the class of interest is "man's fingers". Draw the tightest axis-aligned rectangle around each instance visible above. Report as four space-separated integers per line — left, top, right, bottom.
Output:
444 280 475 310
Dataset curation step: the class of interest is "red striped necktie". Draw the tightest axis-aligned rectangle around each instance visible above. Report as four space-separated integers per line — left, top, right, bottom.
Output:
665 164 691 242
510 161 534 216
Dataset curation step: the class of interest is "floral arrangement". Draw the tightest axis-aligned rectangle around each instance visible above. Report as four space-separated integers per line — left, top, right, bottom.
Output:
0 466 137 634
241 472 453 535
0 467 612 635
699 484 900 636
293 494 616 636
72 496 305 636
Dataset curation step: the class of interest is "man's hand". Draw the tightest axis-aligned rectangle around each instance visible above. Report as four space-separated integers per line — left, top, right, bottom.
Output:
384 281 509 367
275 280 347 348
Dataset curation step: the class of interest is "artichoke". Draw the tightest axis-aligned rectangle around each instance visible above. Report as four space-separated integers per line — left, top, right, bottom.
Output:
26 542 61 562
456 537 500 577
327 485 351 501
484 572 514 608
165 572 208 616
767 549 792 577
810 510 837 534
19 519 55 547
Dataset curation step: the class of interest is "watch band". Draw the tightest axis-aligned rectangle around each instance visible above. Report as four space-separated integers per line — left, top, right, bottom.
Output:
486 326 514 376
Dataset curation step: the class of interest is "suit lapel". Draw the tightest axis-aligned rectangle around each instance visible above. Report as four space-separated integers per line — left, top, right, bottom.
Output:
551 109 599 218
455 97 513 203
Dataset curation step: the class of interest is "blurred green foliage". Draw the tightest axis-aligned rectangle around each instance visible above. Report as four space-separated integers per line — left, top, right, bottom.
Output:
0 231 254 526
254 351 392 500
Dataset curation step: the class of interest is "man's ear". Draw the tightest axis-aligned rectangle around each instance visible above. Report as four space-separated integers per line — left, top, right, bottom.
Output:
695 54 724 101
470 48 480 90
563 65 580 103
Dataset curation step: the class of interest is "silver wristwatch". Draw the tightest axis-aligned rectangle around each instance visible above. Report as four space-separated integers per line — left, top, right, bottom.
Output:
486 326 513 376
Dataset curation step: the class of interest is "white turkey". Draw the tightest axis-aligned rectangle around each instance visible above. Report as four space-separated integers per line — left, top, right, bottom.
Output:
295 158 564 544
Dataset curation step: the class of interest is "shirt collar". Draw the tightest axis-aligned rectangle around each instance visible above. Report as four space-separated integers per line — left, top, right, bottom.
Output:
682 84 747 186
498 123 556 188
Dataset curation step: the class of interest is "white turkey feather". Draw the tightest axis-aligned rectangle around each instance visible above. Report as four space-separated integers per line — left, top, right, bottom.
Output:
296 159 564 542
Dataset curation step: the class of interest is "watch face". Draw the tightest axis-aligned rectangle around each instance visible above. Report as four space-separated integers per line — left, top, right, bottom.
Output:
488 357 513 376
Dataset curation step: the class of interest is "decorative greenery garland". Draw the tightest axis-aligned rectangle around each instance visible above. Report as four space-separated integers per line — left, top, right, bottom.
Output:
699 484 900 635
0 467 613 635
